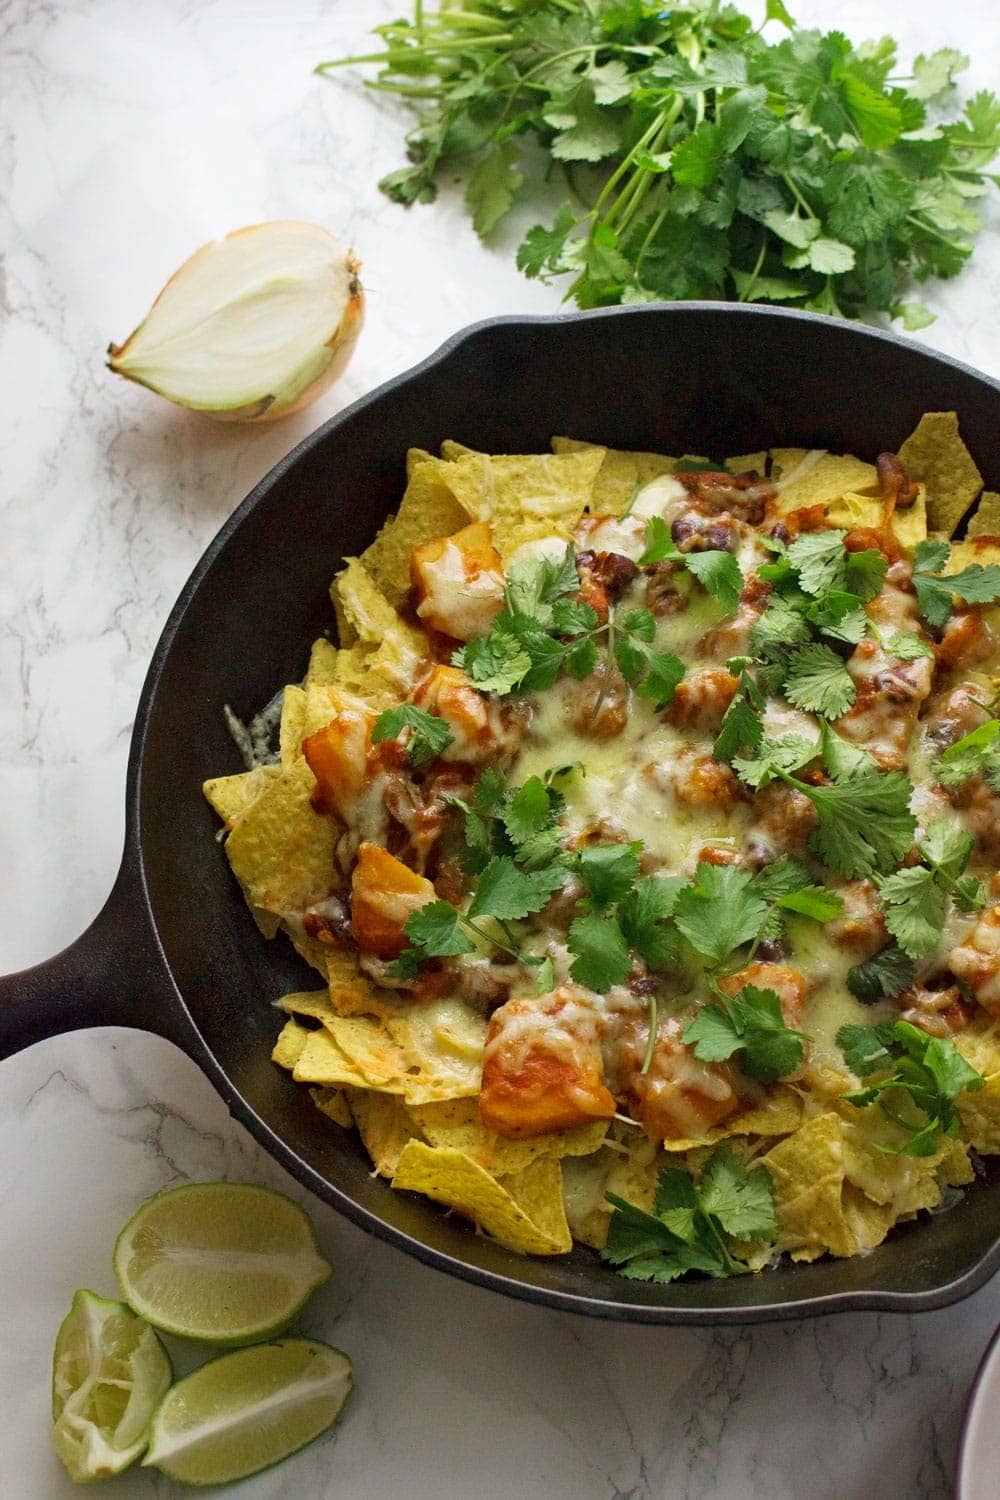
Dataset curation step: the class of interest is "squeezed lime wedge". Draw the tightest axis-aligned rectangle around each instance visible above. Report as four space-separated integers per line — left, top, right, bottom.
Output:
51 1288 171 1481
143 1338 353 1485
113 1181 331 1344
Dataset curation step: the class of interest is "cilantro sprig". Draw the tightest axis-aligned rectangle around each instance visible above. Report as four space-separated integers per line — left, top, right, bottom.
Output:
933 718 1000 795
371 704 454 767
602 1148 776 1283
766 766 917 878
837 1019 984 1157
638 516 744 611
454 547 684 709
912 539 1000 629
875 818 985 959
684 984 809 1084
846 943 917 1006
326 7 1000 323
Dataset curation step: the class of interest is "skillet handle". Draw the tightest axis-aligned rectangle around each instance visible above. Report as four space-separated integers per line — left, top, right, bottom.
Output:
0 844 194 1061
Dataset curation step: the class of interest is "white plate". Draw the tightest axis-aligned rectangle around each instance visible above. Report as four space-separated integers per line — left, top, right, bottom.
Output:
957 1325 1000 1500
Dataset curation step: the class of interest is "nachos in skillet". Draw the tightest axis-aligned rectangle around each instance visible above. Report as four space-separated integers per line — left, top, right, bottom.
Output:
205 415 1000 1280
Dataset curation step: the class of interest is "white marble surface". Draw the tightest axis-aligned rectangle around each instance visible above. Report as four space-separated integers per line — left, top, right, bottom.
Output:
2 0 1000 1495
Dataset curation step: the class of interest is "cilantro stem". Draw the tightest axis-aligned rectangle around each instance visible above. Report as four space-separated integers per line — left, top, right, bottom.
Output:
641 993 659 1075
590 603 617 724
460 916 525 963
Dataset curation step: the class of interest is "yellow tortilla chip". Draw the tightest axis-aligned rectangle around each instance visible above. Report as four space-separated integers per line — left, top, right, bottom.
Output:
439 448 604 557
411 1097 608 1174
392 1142 572 1254
945 537 1000 572
280 922 330 981
318 998 485 1107
360 458 470 606
277 989 341 1027
661 1087 803 1152
769 447 808 481
957 1025 1000 1152
310 1086 353 1128
303 637 340 688
725 451 768 475
440 439 478 460
775 452 879 516
271 1018 311 1071
325 948 398 1021
762 1113 854 1260
898 411 983 536
824 487 928 551
406 446 436 478
841 1187 896 1255
223 757 338 918
839 1108 971 1214
551 436 678 513
968 491 1000 540
279 685 307 765
332 557 401 646
347 1089 417 1174
293 1026 379 1091
202 764 280 831
561 1150 615 1251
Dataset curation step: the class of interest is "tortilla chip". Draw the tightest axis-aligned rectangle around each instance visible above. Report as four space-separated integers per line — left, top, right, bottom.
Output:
552 436 678 514
661 1086 803 1152
202 764 280 831
279 685 307 764
824 487 928 551
360 459 470 606
898 411 983 536
839 1108 970 1214
277 988 342 1027
313 998 485 1107
968 491 1000 540
944 537 1000 573
325 948 398 1021
293 1026 378 1090
406 446 436 478
333 557 401 646
347 1089 418 1174
439 448 604 557
223 757 338 918
411 1096 608 1175
775 452 879 516
310 1086 353 1128
281 923 330 981
725 451 768 476
271 1018 311 1071
954 1023 1000 1151
561 1149 615 1251
303 637 340 688
392 1141 572 1254
440 440 478 460
841 1187 896 1255
762 1113 854 1260
769 447 808 481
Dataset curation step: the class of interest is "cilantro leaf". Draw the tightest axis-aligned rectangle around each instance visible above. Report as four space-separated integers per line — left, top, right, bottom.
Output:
457 620 532 694
781 643 857 718
371 704 455 767
684 984 807 1083
846 943 917 1005
933 719 1000 789
733 733 818 788
683 550 744 611
820 720 878 780
789 769 917 877
913 538 1000 629
786 530 849 596
748 597 813 661
674 864 768 963
837 1019 984 1156
883 630 935 661
467 856 564 921
619 875 684 968
714 664 765 762
403 900 476 958
777 885 845 921
567 912 632 991
573 842 642 911
636 650 686 710
698 1145 778 1240
876 865 946 959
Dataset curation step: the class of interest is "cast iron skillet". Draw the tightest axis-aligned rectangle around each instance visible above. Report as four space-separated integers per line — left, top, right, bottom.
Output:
3 304 999 1324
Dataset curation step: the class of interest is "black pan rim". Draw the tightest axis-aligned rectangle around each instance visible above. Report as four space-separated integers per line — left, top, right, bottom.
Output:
125 302 1000 1323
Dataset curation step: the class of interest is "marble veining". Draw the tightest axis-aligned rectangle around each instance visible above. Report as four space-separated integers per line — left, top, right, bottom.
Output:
3 0 1000 1495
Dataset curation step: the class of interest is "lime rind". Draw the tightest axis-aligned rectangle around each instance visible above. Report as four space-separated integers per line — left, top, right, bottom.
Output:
51 1288 172 1482
142 1338 353 1486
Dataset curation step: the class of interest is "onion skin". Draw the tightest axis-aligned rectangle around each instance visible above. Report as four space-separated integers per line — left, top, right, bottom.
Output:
107 222 365 423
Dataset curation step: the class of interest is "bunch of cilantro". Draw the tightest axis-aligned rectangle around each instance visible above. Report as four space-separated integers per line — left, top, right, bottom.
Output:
322 1 1000 323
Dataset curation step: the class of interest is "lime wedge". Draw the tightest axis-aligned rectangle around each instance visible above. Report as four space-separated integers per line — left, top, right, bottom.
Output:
51 1288 172 1481
143 1338 353 1485
113 1182 331 1344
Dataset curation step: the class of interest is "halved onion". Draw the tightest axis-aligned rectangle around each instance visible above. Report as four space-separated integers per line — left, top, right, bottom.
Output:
108 221 364 422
